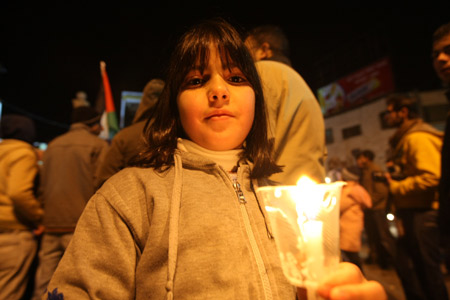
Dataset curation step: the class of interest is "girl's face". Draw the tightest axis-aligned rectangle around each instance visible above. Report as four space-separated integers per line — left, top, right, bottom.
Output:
177 45 255 151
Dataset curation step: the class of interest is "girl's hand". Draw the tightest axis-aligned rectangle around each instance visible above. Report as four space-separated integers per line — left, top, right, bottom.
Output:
317 262 387 300
297 262 387 300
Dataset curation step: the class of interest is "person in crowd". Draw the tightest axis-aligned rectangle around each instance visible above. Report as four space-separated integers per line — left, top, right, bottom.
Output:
384 93 448 300
95 78 165 189
31 106 109 300
356 149 393 269
0 114 44 300
432 21 450 274
71 90 90 108
326 156 344 182
339 166 372 273
244 24 327 185
42 18 386 300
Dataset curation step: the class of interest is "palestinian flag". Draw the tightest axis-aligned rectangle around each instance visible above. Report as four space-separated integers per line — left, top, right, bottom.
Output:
97 61 119 141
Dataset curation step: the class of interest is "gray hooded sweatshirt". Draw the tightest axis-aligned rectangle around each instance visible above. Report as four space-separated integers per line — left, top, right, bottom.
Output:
45 149 296 299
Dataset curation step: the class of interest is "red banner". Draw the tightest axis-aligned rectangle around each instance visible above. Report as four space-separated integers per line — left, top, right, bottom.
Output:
317 57 395 117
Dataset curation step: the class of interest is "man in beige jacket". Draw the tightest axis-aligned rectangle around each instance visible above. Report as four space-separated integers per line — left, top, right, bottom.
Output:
384 94 447 300
0 114 43 300
245 25 326 185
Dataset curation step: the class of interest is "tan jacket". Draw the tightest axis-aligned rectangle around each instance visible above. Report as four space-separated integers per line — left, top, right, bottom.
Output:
340 182 372 252
40 123 109 230
0 139 43 229
256 61 326 185
389 119 443 209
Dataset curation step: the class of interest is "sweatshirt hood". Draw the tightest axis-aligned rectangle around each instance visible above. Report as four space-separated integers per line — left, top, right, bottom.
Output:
389 118 444 149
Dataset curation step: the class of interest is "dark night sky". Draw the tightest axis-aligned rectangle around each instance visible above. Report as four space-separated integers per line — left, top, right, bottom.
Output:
1 3 449 142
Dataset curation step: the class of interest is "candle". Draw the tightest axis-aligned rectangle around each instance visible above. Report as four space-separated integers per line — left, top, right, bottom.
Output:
256 175 344 297
302 220 325 280
294 177 328 300
294 176 326 281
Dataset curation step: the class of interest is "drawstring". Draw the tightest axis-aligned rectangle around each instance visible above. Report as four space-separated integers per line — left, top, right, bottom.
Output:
166 153 183 300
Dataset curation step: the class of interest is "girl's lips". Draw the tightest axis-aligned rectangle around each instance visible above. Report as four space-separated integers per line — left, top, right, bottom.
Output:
440 67 450 73
205 110 233 119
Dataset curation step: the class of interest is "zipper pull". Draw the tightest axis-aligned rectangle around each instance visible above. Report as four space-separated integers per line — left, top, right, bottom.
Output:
232 179 247 204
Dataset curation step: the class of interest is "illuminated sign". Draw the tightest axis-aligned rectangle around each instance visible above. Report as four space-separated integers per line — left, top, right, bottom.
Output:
317 57 395 117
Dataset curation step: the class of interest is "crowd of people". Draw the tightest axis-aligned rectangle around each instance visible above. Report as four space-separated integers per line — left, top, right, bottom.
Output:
0 17 449 300
326 21 450 300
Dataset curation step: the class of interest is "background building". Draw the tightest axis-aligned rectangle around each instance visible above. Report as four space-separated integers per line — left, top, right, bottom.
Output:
323 88 449 171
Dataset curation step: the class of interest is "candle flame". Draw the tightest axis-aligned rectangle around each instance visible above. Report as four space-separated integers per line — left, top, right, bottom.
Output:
294 176 322 220
296 175 317 186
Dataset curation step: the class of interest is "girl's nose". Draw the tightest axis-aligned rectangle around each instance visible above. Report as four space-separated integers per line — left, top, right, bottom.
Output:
207 77 230 105
434 47 450 62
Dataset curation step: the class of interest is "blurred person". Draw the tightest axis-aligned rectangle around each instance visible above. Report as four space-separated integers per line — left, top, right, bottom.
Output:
356 149 393 268
71 90 90 108
356 150 421 299
326 156 344 182
0 114 44 300
432 21 450 274
42 18 387 300
31 106 109 300
384 93 448 300
339 166 372 273
245 24 326 184
95 78 164 189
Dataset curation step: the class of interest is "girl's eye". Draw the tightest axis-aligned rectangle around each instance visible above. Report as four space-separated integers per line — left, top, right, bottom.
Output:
229 75 246 83
226 66 249 85
185 77 204 87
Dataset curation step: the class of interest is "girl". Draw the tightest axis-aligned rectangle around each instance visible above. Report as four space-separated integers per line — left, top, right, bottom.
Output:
43 18 386 300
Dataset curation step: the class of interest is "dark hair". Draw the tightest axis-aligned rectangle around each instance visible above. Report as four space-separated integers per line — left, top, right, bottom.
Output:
357 149 375 161
432 22 450 44
0 114 36 144
385 93 419 119
71 106 101 126
326 156 342 170
246 25 291 66
135 18 281 179
341 166 361 181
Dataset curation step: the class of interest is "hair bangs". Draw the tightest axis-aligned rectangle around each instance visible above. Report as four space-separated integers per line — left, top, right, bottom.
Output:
179 31 248 78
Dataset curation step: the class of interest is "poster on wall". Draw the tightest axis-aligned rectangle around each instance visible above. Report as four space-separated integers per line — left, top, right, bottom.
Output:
317 57 395 117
